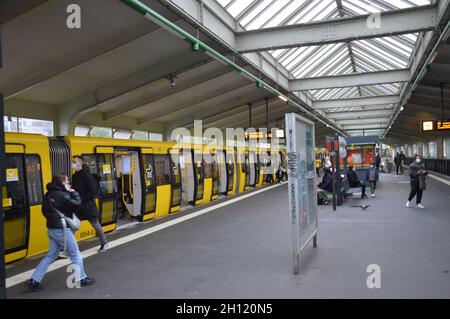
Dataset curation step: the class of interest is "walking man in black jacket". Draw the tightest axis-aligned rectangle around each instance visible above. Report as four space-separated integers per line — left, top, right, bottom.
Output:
394 153 401 175
72 155 109 252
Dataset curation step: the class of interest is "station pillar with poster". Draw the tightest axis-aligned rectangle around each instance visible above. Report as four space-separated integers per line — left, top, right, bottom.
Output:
285 113 318 275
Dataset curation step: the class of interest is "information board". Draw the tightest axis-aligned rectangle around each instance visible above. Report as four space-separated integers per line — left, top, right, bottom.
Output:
285 113 318 275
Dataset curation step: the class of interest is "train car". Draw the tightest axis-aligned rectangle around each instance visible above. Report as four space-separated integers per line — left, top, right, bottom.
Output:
3 133 52 263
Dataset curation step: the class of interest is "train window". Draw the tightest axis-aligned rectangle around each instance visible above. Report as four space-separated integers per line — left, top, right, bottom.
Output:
25 155 43 205
97 154 117 195
143 154 156 188
3 154 26 210
154 155 171 185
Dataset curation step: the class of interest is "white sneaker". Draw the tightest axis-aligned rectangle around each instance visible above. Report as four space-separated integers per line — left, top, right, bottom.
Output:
98 244 109 253
406 201 411 208
371 193 375 198
416 204 425 209
58 251 68 259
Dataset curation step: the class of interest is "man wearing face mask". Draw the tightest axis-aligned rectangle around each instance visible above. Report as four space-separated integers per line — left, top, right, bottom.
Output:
406 155 428 209
71 155 109 252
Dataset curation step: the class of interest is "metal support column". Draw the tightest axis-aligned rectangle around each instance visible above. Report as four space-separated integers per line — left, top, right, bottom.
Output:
0 93 5 299
0 25 6 299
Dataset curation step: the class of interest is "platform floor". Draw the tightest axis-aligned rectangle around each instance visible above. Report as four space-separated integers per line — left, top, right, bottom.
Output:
5 172 450 299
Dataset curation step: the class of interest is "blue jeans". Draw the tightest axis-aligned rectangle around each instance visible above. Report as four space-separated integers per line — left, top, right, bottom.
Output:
31 228 87 283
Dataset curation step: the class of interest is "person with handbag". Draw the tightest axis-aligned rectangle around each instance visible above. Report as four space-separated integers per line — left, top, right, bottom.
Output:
25 174 95 292
406 155 428 209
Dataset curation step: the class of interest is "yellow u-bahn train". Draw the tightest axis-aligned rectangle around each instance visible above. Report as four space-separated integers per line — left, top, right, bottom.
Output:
2 133 286 264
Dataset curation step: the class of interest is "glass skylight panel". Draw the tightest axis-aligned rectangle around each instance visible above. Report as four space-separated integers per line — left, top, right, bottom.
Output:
217 0 232 7
247 0 291 29
308 50 351 77
227 0 255 17
354 40 409 66
281 45 318 66
353 46 405 69
385 0 415 9
347 0 388 13
408 0 431 5
263 0 308 28
291 0 336 24
240 0 273 27
290 43 345 77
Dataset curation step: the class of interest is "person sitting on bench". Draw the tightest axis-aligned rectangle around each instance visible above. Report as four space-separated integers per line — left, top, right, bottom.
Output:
317 166 334 205
346 166 367 199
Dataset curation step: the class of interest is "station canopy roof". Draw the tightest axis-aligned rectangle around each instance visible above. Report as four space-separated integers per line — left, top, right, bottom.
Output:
217 0 433 135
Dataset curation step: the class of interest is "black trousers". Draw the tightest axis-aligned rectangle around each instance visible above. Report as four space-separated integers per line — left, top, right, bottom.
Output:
408 181 423 204
353 181 366 196
395 165 400 175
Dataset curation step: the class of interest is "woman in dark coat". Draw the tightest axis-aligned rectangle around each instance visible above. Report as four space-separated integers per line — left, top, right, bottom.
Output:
71 155 109 252
406 155 428 208
25 174 95 292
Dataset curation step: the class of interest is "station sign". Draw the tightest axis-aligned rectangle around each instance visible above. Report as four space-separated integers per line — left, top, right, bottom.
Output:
437 121 450 131
244 129 285 140
422 120 450 132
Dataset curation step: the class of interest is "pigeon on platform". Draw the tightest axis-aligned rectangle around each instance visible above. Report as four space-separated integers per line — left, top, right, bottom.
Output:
351 204 371 211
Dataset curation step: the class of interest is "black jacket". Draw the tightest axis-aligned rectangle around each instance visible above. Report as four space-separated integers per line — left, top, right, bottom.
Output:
375 155 381 168
318 172 333 193
394 155 401 166
42 182 81 229
346 170 361 187
72 165 99 220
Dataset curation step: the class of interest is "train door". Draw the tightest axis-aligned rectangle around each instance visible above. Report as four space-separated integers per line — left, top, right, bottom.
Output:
235 147 242 193
3 146 29 263
255 152 264 187
273 151 281 181
249 151 257 187
153 153 173 218
239 150 250 192
263 151 272 184
180 149 195 205
210 151 220 201
193 151 205 206
116 151 141 218
169 149 182 213
92 147 118 229
279 151 287 182
140 148 157 221
216 149 227 195
224 151 235 195
202 151 213 205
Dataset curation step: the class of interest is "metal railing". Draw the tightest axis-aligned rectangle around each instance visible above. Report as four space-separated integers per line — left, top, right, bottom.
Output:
404 158 450 177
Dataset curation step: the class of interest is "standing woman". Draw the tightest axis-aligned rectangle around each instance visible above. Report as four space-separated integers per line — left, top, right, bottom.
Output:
406 155 428 208
25 174 95 291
